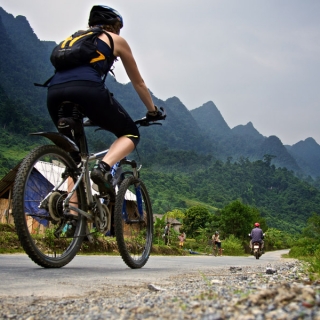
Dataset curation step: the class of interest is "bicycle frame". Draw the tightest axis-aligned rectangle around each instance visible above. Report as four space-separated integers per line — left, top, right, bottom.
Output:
35 129 142 223
33 101 165 226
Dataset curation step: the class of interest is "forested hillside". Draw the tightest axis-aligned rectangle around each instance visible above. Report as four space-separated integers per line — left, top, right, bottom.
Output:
142 154 320 234
1 6 320 234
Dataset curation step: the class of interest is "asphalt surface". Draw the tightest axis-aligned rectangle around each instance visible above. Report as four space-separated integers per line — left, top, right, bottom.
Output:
0 250 290 298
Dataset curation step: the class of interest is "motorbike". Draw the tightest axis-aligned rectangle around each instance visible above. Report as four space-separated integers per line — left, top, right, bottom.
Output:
248 233 265 259
252 241 262 259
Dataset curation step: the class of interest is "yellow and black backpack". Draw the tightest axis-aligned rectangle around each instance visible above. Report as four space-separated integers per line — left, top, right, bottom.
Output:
35 27 115 87
50 26 114 74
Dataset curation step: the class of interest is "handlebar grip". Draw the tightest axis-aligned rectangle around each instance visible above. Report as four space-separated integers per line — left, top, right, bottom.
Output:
135 107 166 126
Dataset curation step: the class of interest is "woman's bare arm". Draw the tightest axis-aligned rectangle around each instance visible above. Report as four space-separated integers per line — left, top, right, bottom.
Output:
100 32 156 112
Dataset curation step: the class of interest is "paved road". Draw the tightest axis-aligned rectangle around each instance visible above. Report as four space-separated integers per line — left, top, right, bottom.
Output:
0 250 290 298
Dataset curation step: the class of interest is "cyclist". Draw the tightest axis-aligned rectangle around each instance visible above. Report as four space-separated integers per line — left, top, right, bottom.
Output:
47 5 164 196
212 231 223 256
249 222 265 253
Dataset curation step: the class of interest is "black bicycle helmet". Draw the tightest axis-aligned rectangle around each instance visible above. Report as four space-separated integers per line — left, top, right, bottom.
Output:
89 5 123 28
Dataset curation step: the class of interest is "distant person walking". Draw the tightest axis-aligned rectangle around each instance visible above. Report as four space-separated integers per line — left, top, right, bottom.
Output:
178 232 185 248
163 222 170 245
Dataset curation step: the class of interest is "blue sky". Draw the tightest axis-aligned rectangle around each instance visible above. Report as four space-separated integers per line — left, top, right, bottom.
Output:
1 0 320 145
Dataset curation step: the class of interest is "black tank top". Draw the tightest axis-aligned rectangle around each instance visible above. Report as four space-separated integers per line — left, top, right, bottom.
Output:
49 38 115 86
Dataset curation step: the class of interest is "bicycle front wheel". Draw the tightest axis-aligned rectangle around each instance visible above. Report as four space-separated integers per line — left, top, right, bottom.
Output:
12 145 87 268
114 176 153 269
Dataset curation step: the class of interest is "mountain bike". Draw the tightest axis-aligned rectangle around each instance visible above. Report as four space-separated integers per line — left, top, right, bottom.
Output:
12 102 166 269
205 240 217 256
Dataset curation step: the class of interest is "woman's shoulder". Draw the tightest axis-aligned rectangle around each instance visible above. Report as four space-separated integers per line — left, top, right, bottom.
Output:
99 32 125 44
99 32 129 57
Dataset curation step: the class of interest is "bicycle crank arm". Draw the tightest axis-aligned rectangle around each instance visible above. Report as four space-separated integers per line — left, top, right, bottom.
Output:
69 206 93 221
85 224 94 243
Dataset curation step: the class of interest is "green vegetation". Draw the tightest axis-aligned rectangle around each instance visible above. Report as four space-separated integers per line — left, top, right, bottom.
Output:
288 212 320 279
141 155 320 234
221 235 244 256
0 224 22 253
150 200 295 258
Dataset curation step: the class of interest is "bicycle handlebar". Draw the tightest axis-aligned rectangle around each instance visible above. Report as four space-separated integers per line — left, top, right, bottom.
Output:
134 107 167 127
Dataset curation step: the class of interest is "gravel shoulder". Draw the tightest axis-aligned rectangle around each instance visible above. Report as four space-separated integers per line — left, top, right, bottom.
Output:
1 251 320 319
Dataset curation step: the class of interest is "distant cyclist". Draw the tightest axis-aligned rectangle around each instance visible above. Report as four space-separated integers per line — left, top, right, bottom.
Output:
47 5 165 197
212 231 223 256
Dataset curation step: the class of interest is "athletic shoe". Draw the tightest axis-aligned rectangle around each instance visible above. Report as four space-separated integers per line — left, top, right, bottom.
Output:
90 163 114 197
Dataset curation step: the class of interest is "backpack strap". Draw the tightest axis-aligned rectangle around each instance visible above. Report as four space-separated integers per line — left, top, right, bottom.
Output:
34 74 54 87
100 31 116 82
102 31 114 54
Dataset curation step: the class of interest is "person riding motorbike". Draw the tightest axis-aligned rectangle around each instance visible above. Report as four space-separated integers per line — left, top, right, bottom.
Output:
249 222 265 254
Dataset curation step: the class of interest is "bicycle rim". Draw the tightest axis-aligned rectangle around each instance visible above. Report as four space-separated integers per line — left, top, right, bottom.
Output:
12 145 86 268
114 176 153 269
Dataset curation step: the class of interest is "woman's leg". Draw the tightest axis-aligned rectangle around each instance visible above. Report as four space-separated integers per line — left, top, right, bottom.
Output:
68 177 78 216
102 136 135 167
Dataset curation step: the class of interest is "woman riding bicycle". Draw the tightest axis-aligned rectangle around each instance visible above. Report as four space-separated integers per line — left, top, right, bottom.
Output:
47 5 164 196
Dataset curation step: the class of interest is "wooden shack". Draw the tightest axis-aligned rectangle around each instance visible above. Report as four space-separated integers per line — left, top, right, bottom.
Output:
0 162 20 225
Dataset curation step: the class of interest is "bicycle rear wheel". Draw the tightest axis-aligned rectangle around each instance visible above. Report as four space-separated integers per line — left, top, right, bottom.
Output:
12 145 86 268
114 176 153 269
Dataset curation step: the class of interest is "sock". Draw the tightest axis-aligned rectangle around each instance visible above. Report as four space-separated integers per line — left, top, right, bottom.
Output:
99 160 111 173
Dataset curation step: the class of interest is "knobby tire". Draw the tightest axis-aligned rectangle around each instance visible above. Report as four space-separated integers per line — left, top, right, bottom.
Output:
12 145 86 268
114 176 153 269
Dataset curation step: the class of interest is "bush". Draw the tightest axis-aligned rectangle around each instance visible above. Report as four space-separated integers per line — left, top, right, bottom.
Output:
289 238 320 258
222 235 245 256
265 228 293 250
289 246 307 258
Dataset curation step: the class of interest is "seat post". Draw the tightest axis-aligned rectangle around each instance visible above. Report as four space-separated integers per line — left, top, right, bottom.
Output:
71 105 88 156
57 102 89 157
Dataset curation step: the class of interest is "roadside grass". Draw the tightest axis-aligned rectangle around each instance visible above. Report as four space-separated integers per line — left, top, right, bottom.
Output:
0 223 243 257
0 223 186 256
288 255 320 281
288 241 320 281
0 224 23 254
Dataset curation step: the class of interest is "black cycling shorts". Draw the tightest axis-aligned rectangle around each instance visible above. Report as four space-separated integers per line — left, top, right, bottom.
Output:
214 241 221 248
47 81 140 146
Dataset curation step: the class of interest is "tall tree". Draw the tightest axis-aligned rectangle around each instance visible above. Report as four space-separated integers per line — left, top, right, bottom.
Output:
182 206 213 238
216 200 267 240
